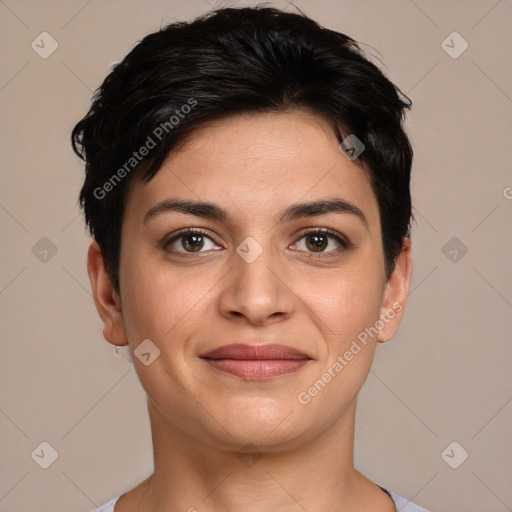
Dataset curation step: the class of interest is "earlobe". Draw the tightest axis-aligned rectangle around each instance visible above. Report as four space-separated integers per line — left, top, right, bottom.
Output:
87 240 128 347
377 237 413 343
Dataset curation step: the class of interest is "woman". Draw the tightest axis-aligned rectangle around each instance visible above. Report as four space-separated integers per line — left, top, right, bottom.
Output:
73 6 428 511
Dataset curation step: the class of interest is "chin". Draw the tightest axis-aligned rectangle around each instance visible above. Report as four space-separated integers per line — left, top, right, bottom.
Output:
210 406 312 452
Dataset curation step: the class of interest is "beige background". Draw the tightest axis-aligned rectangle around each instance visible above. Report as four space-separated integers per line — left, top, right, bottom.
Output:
1 0 511 511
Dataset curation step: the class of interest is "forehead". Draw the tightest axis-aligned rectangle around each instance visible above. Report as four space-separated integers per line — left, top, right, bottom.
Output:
124 110 380 232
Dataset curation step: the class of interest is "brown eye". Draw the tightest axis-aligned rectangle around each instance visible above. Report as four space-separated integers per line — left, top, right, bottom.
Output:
181 233 204 252
305 232 329 252
164 229 220 254
294 229 348 255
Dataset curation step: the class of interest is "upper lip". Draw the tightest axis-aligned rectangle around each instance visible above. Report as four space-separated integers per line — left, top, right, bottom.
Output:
200 343 311 360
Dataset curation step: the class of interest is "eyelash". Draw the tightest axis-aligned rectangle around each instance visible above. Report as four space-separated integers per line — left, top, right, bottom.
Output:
163 227 350 258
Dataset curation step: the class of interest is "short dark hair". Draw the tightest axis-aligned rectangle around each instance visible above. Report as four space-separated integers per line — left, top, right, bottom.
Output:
71 5 414 293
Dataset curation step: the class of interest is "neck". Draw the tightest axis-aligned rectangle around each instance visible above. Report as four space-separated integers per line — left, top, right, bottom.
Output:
131 398 392 512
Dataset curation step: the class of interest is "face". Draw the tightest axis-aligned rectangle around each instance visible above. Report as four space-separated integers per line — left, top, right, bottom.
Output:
89 110 411 453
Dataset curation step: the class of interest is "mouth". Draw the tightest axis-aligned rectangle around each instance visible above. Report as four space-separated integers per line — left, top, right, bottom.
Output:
199 343 312 380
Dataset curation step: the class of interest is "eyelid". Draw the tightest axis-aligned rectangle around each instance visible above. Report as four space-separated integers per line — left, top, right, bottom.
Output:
292 227 350 249
164 227 220 241
162 227 223 251
288 227 353 260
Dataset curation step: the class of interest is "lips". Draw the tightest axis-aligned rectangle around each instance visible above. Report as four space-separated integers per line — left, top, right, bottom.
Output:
200 343 310 360
199 343 311 379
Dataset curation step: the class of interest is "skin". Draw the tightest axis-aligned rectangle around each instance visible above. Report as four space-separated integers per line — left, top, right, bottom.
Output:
88 110 412 512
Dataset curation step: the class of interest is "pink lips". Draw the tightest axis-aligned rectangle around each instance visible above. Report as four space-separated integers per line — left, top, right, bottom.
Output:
200 343 311 379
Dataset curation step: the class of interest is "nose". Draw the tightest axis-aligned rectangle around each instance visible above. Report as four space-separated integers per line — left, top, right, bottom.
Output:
217 240 295 326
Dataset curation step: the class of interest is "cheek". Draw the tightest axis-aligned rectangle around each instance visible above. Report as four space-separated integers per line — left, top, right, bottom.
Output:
119 249 216 344
118 255 204 394
299 269 383 410
299 262 384 343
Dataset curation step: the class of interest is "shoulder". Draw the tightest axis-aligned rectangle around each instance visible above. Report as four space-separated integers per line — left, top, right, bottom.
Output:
90 494 122 512
95 488 432 512
383 487 430 512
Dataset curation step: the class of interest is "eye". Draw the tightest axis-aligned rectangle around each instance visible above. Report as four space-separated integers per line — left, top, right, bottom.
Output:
163 228 222 254
163 227 349 256
293 228 349 255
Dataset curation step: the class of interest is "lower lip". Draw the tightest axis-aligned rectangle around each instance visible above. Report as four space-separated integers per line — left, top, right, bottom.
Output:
202 359 310 379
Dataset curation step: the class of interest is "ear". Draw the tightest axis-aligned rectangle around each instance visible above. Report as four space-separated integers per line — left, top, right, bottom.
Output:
376 237 413 343
87 240 128 346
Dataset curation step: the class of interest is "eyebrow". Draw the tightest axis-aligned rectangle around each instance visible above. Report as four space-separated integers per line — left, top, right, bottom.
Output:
143 197 369 230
